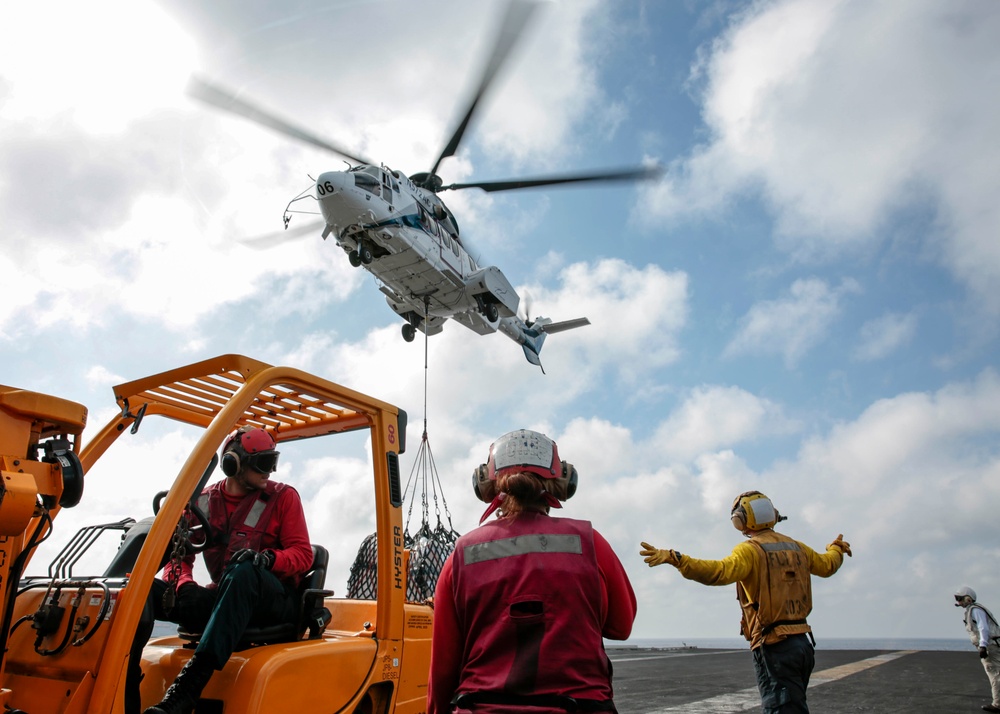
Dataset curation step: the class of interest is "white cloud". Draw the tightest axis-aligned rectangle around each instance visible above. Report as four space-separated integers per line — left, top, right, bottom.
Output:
654 385 798 461
640 0 1000 309
0 0 196 130
693 449 760 514
853 311 918 361
85 365 126 390
276 258 689 424
724 277 860 366
629 370 1000 639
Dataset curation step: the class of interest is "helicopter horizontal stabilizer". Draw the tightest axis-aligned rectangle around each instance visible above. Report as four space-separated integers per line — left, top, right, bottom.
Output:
539 317 591 334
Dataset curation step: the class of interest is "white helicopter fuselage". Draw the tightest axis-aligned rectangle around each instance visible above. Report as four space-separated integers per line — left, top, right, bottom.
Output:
315 165 519 337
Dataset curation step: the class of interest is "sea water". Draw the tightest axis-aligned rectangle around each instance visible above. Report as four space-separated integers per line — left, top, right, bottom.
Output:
611 637 971 652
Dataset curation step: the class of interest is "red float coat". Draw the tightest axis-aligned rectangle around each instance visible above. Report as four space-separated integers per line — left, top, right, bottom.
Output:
428 511 636 714
165 480 313 589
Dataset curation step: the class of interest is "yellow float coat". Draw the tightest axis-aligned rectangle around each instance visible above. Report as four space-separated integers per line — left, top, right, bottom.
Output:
676 529 844 649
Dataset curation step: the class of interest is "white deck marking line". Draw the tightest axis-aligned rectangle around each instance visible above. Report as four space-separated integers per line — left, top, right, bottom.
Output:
643 650 917 713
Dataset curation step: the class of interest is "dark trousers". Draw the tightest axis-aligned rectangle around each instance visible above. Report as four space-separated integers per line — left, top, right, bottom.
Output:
126 561 298 713
751 633 815 713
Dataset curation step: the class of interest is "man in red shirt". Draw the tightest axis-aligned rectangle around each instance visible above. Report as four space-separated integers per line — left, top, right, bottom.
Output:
134 426 313 714
428 429 636 713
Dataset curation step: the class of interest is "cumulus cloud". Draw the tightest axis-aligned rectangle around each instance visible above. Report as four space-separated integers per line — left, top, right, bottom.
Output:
654 385 798 461
639 0 1000 309
271 257 689 444
625 370 1000 638
724 277 860 366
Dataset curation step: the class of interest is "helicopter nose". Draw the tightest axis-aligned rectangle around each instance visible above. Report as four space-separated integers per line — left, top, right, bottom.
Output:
316 171 350 197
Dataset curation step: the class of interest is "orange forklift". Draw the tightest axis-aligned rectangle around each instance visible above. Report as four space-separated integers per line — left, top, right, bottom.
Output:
0 355 433 713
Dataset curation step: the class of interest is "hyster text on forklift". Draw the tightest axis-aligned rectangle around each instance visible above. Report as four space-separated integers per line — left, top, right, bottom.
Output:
0 355 433 713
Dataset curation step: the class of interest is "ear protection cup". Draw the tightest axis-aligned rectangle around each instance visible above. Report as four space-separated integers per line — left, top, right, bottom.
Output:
221 451 241 477
731 508 747 532
544 461 578 501
472 463 495 503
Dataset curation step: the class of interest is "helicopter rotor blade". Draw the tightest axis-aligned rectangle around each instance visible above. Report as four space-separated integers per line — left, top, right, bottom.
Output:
186 76 373 166
441 164 663 193
426 0 539 180
238 219 326 250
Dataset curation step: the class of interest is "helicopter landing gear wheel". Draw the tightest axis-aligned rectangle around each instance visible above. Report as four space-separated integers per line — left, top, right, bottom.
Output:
483 302 499 322
349 250 362 267
359 243 374 265
402 324 416 342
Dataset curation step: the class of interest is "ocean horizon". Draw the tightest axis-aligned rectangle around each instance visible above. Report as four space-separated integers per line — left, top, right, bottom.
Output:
611 637 971 652
151 620 970 653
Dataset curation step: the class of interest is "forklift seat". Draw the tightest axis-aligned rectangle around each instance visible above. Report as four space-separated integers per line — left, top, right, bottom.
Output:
179 544 333 649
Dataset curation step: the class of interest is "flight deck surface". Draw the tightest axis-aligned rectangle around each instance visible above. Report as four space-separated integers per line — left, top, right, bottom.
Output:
608 647 988 713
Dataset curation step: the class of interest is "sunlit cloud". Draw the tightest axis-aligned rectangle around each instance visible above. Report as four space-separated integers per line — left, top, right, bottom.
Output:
0 0 196 131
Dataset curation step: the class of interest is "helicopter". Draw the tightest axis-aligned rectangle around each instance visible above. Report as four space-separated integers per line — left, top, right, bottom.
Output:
187 0 659 371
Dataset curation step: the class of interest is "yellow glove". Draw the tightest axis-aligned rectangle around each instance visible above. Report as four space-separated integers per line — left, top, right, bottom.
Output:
640 542 682 567
828 534 852 557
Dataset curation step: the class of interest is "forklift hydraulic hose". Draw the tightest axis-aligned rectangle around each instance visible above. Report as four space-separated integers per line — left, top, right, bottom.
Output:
0 511 52 659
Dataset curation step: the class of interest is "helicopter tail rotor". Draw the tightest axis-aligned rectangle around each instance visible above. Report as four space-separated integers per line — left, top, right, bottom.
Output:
517 315 590 373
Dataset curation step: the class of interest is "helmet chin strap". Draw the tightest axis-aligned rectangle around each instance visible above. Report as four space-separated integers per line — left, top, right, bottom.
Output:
479 493 506 524
478 489 563 524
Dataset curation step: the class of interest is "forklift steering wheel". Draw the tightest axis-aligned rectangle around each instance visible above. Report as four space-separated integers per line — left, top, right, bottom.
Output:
152 492 213 555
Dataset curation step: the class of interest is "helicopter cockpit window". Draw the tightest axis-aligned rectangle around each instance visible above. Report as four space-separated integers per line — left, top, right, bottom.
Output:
353 170 380 196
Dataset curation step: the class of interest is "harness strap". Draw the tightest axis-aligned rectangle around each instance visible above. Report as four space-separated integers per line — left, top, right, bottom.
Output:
760 618 808 636
452 692 616 712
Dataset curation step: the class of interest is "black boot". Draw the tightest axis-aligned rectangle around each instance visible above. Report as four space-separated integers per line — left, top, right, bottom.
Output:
143 654 215 714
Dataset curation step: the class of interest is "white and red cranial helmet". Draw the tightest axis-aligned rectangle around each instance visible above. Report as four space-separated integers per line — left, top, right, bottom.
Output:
487 429 560 482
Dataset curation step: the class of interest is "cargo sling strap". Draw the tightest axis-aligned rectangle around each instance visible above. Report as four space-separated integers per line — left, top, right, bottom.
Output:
452 692 616 712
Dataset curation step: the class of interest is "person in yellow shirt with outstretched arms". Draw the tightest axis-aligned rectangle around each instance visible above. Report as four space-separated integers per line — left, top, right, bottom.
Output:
640 490 851 714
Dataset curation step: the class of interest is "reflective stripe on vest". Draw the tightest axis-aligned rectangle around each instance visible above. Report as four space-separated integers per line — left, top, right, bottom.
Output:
758 541 802 553
245 498 268 528
197 492 269 529
464 534 582 565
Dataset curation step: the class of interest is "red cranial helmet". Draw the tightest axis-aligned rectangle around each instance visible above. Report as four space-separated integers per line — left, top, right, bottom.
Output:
221 427 280 476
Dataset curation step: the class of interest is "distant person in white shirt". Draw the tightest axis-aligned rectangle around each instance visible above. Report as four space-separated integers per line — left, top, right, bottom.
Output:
955 586 1000 713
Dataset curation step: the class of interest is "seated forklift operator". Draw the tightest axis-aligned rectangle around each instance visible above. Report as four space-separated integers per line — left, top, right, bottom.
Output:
129 426 313 714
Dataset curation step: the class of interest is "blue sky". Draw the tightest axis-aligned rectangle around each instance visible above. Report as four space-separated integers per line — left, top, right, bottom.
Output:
2 0 999 642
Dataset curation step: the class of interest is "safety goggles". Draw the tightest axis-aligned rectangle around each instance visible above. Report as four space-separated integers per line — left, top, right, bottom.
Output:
246 450 280 474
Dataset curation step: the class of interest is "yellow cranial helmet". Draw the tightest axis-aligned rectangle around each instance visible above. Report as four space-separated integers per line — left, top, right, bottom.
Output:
731 491 780 532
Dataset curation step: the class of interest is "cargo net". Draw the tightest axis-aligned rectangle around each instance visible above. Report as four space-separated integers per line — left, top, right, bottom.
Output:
347 429 460 602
